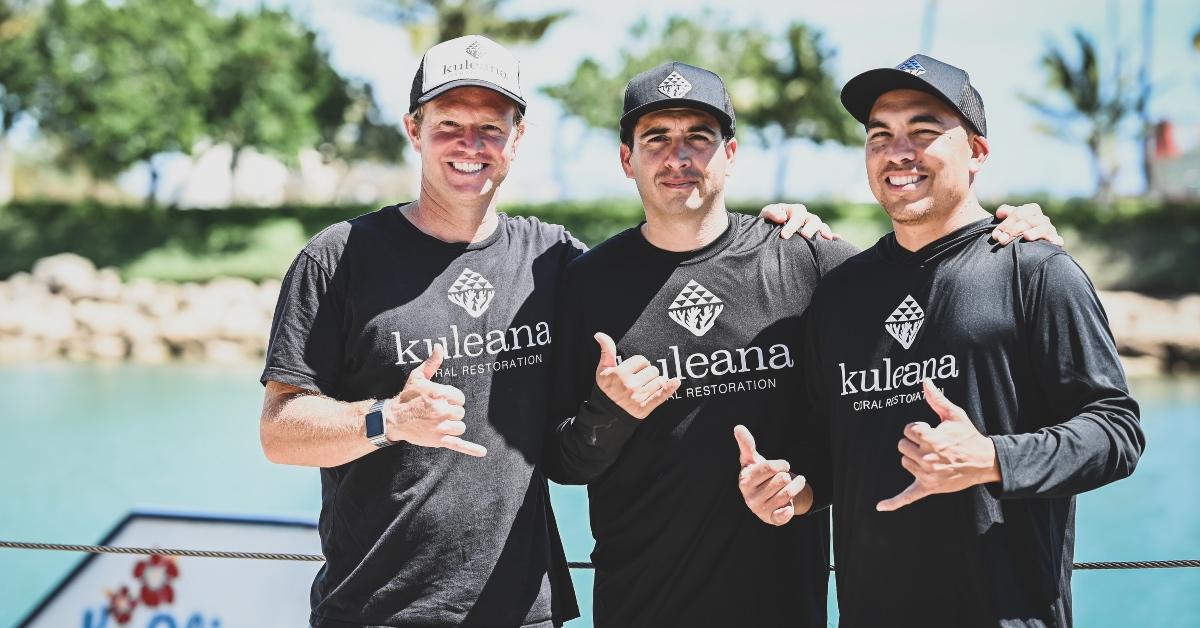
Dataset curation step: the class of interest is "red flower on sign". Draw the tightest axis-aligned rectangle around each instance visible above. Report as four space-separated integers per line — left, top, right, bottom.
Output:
107 586 137 625
133 554 179 607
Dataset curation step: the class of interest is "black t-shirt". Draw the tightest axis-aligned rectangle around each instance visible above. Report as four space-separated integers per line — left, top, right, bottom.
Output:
802 218 1144 628
261 205 584 628
544 212 859 628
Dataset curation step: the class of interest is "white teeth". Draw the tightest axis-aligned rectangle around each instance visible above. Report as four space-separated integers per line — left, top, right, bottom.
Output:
451 162 484 173
888 175 922 186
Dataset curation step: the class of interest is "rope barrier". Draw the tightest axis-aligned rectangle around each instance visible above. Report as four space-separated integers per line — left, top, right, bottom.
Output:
3 541 1199 570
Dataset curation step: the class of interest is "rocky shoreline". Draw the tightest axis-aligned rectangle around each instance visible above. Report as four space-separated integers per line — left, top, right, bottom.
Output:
1 254 1197 376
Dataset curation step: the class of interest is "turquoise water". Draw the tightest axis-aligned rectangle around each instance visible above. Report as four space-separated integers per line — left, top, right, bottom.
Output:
0 363 1196 627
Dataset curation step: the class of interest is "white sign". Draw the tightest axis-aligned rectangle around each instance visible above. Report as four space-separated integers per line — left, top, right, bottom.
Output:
21 511 320 628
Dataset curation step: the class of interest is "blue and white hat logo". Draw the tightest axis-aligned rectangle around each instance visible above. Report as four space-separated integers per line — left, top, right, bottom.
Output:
895 56 927 76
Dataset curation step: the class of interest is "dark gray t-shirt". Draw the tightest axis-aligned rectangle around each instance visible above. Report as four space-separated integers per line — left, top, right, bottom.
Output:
261 205 583 628
544 212 860 628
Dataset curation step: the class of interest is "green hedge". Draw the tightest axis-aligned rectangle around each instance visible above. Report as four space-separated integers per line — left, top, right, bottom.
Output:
0 199 1196 292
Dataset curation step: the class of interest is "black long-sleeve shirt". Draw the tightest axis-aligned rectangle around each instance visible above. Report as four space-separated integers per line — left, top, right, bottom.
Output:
802 217 1144 628
544 212 859 627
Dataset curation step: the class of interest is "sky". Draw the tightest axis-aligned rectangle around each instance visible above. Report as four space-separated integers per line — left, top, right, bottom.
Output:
229 0 1200 203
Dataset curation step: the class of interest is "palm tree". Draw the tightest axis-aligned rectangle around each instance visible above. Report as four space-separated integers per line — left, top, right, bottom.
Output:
1024 30 1135 203
374 0 569 52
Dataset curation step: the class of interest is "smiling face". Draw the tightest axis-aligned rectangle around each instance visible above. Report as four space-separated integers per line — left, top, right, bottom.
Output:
620 108 736 218
865 89 988 226
404 86 525 205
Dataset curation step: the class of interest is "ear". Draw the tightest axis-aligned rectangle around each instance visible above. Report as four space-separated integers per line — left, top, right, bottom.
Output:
968 133 989 173
620 142 634 179
403 114 422 153
724 137 738 174
510 119 526 157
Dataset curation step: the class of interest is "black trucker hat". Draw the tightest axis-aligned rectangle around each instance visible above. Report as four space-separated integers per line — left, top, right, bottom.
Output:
409 35 526 114
620 61 736 143
840 54 986 137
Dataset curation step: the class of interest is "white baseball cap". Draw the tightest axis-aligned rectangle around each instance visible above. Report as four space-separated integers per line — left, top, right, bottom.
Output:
408 35 526 113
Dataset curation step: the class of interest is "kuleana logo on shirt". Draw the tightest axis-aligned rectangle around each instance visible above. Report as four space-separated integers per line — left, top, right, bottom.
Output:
837 294 959 403
447 268 496 317
392 269 551 371
667 280 724 337
884 294 925 349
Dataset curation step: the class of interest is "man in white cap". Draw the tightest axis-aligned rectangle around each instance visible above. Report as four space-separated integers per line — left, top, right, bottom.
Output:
259 35 581 627
737 54 1143 627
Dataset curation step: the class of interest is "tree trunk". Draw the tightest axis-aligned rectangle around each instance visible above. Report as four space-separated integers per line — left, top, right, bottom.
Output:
146 161 160 207
1087 136 1112 204
0 133 14 206
774 139 791 200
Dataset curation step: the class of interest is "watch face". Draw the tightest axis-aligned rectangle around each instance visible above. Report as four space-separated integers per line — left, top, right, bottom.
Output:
365 409 386 438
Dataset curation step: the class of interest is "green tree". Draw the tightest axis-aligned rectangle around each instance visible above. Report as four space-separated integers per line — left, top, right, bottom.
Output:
206 9 327 173
1024 30 1136 203
32 0 220 204
0 1 45 203
542 15 859 198
377 0 569 50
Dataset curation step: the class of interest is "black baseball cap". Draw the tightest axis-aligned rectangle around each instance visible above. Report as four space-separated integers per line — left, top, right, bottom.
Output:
409 35 526 114
840 54 986 137
620 61 736 144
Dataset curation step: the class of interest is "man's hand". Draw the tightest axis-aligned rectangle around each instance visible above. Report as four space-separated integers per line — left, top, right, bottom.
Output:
876 379 1001 512
387 343 487 457
759 203 841 240
594 332 680 420
992 203 1064 246
735 425 809 526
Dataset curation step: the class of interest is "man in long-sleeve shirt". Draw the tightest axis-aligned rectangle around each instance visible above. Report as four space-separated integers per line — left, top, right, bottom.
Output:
738 55 1144 628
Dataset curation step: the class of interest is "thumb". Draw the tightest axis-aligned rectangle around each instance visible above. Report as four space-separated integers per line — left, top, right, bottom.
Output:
922 378 963 422
418 343 444 380
877 481 929 512
733 425 765 467
594 332 618 370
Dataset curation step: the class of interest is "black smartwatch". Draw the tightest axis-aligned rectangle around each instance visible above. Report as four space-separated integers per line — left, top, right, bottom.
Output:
365 400 392 448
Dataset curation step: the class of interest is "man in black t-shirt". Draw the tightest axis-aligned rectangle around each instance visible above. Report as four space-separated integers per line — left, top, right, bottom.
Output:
259 36 583 627
738 55 1144 627
543 61 1061 628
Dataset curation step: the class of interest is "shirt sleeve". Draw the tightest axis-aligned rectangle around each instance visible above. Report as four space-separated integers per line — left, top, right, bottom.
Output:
989 253 1145 498
259 250 345 397
812 238 861 278
542 264 641 485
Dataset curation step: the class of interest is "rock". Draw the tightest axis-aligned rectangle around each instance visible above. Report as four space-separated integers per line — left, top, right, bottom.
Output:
204 339 253 363
216 304 270 344
89 335 128 361
258 279 282 314
0 335 52 362
31 253 98 299
21 295 77 342
94 268 124 302
73 300 129 336
130 338 171 364
159 308 217 346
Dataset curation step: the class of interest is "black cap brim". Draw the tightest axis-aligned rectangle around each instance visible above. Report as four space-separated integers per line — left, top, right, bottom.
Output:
413 79 527 114
840 68 982 136
620 99 735 140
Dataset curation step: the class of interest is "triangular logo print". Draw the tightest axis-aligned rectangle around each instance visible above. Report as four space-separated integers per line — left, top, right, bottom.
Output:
447 268 495 318
668 279 723 337
884 294 924 349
